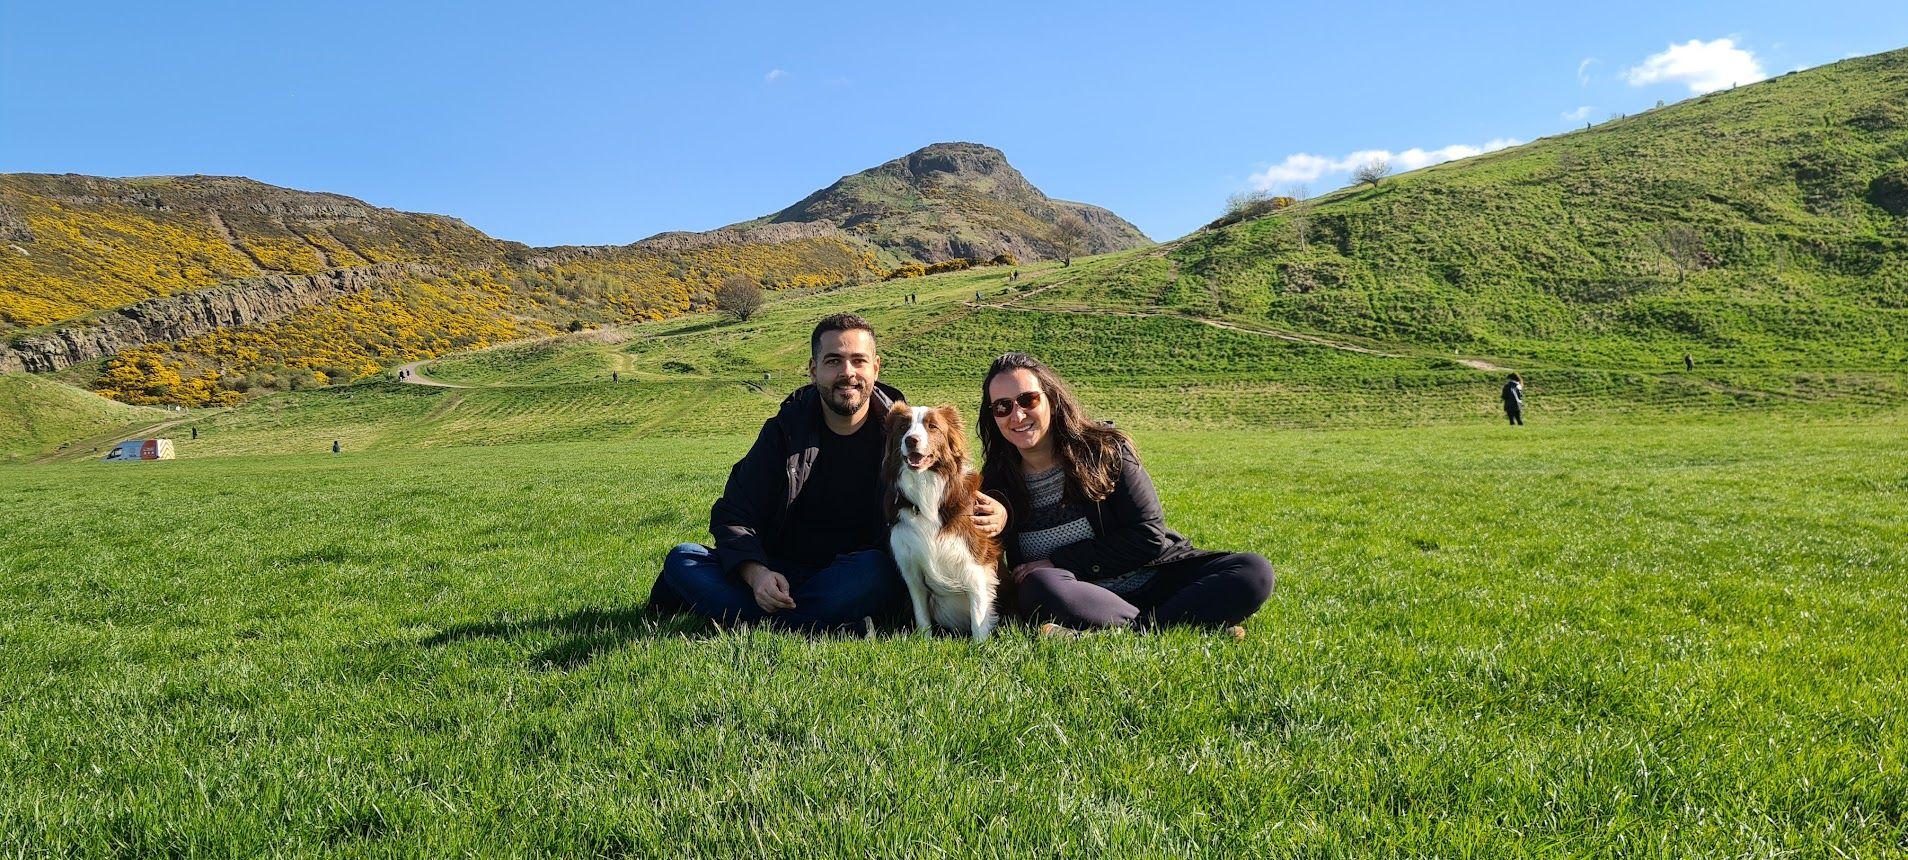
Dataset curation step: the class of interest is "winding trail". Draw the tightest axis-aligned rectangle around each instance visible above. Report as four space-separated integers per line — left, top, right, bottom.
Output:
32 414 195 464
969 298 1407 359
393 360 466 388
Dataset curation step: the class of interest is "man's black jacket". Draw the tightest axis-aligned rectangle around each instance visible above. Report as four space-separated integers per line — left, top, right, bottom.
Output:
708 381 905 575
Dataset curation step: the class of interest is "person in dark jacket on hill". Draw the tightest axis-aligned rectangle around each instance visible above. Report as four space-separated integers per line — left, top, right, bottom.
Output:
650 313 1006 631
1502 373 1525 426
978 352 1274 638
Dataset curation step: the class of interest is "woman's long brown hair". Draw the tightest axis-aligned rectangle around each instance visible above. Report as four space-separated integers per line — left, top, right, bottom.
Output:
978 353 1131 512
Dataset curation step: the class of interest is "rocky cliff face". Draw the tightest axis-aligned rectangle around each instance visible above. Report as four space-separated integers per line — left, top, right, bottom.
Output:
0 263 430 373
748 142 1152 263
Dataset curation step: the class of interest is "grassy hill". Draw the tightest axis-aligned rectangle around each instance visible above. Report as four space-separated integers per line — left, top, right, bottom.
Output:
0 373 166 463
1041 49 1908 370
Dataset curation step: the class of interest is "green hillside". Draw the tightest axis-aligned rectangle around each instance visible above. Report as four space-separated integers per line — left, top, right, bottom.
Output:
47 255 1880 464
1033 49 1908 370
0 373 166 462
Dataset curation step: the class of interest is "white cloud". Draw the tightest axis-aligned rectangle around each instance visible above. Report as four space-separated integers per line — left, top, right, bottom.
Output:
1247 138 1521 191
1562 105 1594 122
764 68 788 83
1623 38 1766 94
1577 57 1599 86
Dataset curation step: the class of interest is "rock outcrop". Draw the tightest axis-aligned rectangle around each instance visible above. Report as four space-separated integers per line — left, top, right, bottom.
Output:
0 263 430 373
527 220 851 267
747 142 1152 263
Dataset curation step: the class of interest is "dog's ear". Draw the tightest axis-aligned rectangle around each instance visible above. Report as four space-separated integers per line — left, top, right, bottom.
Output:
881 406 906 523
933 405 968 463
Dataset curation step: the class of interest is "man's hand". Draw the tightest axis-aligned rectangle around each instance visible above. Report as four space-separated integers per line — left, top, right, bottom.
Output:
738 562 796 613
1011 559 1053 584
973 493 1007 538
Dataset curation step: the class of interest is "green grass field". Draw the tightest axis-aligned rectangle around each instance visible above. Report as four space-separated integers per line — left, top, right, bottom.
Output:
2 418 1904 855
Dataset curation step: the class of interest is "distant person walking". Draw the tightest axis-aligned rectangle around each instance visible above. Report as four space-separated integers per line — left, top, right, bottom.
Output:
1501 374 1525 426
332 440 341 454
1684 353 1694 372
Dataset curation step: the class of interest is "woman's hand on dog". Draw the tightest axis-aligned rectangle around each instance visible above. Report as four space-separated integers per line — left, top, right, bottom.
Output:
739 562 797 613
973 493 1006 538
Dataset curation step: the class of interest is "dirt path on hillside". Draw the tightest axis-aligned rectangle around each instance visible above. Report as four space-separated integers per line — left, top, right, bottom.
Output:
969 298 1407 358
31 414 196 464
394 360 466 388
969 246 1405 359
207 212 268 272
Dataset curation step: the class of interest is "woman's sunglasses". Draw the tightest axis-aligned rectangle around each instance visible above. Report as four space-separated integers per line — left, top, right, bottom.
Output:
988 391 1042 418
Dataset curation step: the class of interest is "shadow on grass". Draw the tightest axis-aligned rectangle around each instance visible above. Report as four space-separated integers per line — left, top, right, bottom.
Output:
421 606 715 670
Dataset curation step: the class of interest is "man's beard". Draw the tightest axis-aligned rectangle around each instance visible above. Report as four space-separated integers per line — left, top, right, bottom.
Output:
823 382 866 416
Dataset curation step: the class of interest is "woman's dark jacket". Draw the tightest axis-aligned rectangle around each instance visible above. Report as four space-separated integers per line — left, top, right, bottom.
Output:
982 442 1217 581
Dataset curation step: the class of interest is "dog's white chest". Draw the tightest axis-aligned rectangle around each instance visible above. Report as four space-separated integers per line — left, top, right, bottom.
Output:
888 466 996 639
891 510 983 594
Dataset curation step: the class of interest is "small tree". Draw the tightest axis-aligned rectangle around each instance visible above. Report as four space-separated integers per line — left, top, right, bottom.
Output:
1353 158 1391 188
1220 189 1298 225
714 274 765 322
1051 213 1090 267
1654 224 1707 283
1286 184 1312 249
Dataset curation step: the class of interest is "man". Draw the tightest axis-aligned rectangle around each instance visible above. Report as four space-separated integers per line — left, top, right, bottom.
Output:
1501 373 1525 426
652 313 1006 631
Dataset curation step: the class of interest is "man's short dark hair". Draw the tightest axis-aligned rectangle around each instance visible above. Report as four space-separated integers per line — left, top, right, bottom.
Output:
811 313 876 358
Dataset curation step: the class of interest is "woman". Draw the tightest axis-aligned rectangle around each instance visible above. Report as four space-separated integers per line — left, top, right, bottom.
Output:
978 353 1275 636
1501 373 1524 426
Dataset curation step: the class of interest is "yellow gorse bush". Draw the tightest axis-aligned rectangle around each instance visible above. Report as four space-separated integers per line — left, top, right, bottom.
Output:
0 198 258 327
92 270 544 406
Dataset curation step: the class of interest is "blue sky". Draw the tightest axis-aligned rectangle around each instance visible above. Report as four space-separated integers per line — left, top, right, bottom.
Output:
3 1 1903 246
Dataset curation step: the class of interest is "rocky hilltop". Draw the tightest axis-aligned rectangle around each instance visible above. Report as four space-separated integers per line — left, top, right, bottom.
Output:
749 142 1151 263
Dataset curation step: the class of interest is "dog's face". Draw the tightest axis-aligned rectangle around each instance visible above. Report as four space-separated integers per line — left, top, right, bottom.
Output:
885 403 968 473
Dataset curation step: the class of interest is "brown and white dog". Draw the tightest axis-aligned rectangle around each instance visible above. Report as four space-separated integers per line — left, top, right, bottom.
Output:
882 403 1002 641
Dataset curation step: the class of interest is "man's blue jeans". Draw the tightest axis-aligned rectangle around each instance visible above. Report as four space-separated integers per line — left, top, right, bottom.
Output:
658 543 905 632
